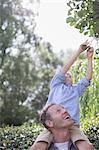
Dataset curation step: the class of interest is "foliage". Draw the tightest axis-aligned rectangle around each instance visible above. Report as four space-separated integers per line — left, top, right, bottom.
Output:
0 0 62 126
81 115 99 149
0 0 37 125
0 118 99 150
66 0 99 38
0 122 43 150
0 0 39 68
71 55 99 119
0 36 61 126
0 51 34 125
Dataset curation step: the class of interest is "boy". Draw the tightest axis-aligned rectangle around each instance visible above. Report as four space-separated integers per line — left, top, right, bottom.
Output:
30 40 94 150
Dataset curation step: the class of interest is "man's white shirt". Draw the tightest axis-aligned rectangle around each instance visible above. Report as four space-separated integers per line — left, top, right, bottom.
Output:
54 141 69 150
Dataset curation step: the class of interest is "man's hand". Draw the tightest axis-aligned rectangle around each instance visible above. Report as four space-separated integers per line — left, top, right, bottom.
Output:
78 40 91 53
87 47 94 59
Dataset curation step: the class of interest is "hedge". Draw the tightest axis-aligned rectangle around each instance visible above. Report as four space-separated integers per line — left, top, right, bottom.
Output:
0 116 99 150
81 115 99 149
0 123 43 150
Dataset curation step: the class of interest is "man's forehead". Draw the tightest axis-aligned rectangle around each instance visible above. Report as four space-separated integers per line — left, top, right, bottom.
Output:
48 104 62 112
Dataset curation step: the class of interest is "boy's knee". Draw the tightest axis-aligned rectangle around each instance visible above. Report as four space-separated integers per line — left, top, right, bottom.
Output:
84 142 94 150
87 143 94 150
76 140 94 150
29 142 48 150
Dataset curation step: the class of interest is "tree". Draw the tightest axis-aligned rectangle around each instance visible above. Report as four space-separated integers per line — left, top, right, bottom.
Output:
0 0 62 125
0 0 40 125
66 0 99 38
0 35 62 125
0 48 35 125
0 0 38 68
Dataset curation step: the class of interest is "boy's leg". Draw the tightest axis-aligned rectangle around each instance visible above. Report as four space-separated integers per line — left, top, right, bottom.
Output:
75 140 94 150
70 125 94 150
29 128 53 150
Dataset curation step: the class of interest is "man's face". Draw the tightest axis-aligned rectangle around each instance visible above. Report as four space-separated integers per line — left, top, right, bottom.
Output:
47 104 74 129
64 72 73 85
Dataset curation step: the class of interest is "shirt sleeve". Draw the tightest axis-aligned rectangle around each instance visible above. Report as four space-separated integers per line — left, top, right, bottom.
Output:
50 68 66 88
76 77 91 96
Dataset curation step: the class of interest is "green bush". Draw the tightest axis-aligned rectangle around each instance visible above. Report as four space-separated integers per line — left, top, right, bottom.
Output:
0 117 99 150
81 115 99 149
0 122 43 150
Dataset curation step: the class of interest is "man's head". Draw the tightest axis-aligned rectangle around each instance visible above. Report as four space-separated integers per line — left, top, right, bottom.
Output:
40 103 74 131
64 72 73 85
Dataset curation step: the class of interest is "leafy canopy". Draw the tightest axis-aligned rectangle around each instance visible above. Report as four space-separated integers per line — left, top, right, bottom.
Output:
66 0 99 38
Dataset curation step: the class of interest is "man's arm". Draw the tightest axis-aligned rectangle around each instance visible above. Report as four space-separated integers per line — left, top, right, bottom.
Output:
86 47 94 80
61 40 90 74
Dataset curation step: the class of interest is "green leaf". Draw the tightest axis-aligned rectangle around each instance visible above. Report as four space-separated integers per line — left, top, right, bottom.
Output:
66 0 99 37
94 19 99 33
78 10 85 18
66 17 76 23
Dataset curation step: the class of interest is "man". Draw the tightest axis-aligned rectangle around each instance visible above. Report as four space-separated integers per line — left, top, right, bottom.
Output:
30 103 76 150
30 40 94 150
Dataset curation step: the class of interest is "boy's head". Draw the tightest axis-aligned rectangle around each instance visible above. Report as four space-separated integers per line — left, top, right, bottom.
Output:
64 72 73 85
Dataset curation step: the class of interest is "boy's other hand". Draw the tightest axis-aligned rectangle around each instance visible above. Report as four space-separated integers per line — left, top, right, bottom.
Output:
78 40 91 53
87 47 94 59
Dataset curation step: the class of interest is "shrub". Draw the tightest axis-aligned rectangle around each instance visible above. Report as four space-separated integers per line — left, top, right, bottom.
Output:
0 122 43 150
0 117 99 149
81 115 99 149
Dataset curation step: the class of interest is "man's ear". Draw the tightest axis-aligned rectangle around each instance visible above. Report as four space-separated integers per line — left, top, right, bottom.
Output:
46 120 53 128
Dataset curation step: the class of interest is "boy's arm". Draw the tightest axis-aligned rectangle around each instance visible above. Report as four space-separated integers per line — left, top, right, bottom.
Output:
76 47 94 96
86 47 94 80
61 40 90 74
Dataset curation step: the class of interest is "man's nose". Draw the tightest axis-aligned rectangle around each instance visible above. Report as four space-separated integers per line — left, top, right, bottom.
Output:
62 109 68 116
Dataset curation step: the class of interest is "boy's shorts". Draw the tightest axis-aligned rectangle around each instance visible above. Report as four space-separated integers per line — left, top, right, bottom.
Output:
35 125 90 145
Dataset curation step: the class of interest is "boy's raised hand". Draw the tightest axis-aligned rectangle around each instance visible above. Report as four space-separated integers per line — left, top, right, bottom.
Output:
87 47 94 59
78 40 91 53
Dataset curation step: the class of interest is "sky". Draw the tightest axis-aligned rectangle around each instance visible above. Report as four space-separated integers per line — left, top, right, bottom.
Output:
22 0 97 53
35 0 91 52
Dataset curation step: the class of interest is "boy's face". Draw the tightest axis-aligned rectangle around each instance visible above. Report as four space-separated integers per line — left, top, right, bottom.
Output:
64 72 73 85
